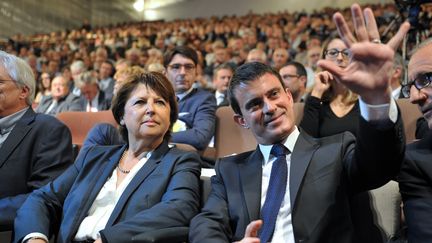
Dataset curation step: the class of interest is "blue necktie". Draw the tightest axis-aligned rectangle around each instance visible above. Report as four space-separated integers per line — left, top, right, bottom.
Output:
260 144 289 243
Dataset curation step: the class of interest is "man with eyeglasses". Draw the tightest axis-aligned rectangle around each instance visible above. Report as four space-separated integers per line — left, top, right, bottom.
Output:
163 46 217 152
279 61 307 103
0 51 73 230
398 38 432 243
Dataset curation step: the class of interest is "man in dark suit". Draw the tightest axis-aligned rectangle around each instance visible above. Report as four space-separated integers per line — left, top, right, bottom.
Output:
75 71 111 112
164 46 216 151
35 75 81 115
213 63 233 107
279 61 308 103
189 5 408 243
0 50 73 230
398 39 432 242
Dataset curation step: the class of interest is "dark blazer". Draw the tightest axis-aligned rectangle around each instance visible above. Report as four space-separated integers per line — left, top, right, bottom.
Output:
399 130 432 243
82 123 123 149
35 93 81 115
190 117 405 243
0 108 73 230
76 90 112 112
14 140 201 243
172 88 217 151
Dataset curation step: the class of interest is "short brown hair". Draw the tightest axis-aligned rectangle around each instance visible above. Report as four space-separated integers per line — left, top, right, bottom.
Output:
111 72 178 144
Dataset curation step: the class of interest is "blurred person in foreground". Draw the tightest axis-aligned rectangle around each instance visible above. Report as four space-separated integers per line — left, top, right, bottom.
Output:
0 51 73 230
398 38 432 242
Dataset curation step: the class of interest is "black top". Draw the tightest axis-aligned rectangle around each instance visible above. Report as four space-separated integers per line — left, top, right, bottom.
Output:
300 95 360 138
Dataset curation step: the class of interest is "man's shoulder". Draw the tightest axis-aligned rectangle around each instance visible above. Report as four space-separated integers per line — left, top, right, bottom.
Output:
218 150 256 165
191 88 215 99
32 112 69 130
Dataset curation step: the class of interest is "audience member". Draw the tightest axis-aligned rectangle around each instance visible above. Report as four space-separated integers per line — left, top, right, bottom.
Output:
271 48 290 71
390 53 405 99
212 63 234 107
300 36 359 137
398 38 432 243
279 61 307 102
35 75 81 115
13 72 201 243
70 60 87 96
305 45 322 88
246 48 267 64
34 72 52 104
75 71 111 112
0 51 73 230
98 60 115 101
163 46 216 151
189 4 408 242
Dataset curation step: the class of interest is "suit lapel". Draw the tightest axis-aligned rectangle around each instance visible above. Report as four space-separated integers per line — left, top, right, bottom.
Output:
0 108 34 168
69 146 123 239
290 132 319 208
106 141 170 226
238 148 263 221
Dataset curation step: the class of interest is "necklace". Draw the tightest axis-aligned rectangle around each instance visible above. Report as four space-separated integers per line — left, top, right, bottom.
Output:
117 150 130 174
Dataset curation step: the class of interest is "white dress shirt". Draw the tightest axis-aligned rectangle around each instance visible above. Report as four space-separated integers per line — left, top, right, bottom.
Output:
23 152 151 242
259 127 299 243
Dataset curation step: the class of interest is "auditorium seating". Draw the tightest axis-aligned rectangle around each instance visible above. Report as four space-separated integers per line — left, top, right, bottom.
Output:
396 98 423 143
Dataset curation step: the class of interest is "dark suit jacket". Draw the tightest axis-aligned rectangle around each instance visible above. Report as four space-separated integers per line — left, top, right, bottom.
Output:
14 140 201 243
398 130 432 243
172 88 216 151
76 90 112 112
82 123 123 150
0 108 73 230
190 117 405 243
35 93 81 115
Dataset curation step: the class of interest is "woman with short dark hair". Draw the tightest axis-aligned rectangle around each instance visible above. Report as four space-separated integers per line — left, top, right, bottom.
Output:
14 72 201 243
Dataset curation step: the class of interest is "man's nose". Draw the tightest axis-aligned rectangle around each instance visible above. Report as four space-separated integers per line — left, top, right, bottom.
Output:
409 85 427 104
263 100 276 114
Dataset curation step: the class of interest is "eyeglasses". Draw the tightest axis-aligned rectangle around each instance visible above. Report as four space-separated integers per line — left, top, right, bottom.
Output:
281 74 299 80
168 63 196 72
401 72 432 97
324 48 352 59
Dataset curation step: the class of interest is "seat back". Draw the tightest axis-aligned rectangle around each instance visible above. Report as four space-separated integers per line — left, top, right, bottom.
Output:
396 99 422 143
56 111 117 148
214 103 305 158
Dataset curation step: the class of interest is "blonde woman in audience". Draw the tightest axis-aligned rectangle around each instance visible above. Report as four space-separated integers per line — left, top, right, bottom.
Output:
300 36 359 138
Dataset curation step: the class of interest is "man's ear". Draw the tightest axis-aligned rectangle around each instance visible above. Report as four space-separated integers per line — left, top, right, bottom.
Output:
299 76 307 91
285 87 294 102
19 85 30 101
233 114 249 129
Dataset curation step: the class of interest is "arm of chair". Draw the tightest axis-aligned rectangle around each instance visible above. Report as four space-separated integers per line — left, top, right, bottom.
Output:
131 227 189 243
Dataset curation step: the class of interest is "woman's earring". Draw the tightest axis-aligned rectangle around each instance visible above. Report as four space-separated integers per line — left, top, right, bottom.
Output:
120 119 125 126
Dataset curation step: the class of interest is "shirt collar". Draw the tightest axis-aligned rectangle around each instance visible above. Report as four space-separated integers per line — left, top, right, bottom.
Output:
176 87 194 101
0 107 29 134
259 126 300 165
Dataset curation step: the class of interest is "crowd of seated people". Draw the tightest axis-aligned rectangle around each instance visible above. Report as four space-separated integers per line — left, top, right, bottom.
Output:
1 2 432 243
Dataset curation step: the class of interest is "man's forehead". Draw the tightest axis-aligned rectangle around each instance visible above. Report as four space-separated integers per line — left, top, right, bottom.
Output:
408 43 432 77
169 54 194 64
280 65 296 74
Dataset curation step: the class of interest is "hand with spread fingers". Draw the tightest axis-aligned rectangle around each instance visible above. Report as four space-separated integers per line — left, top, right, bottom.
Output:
318 3 410 105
